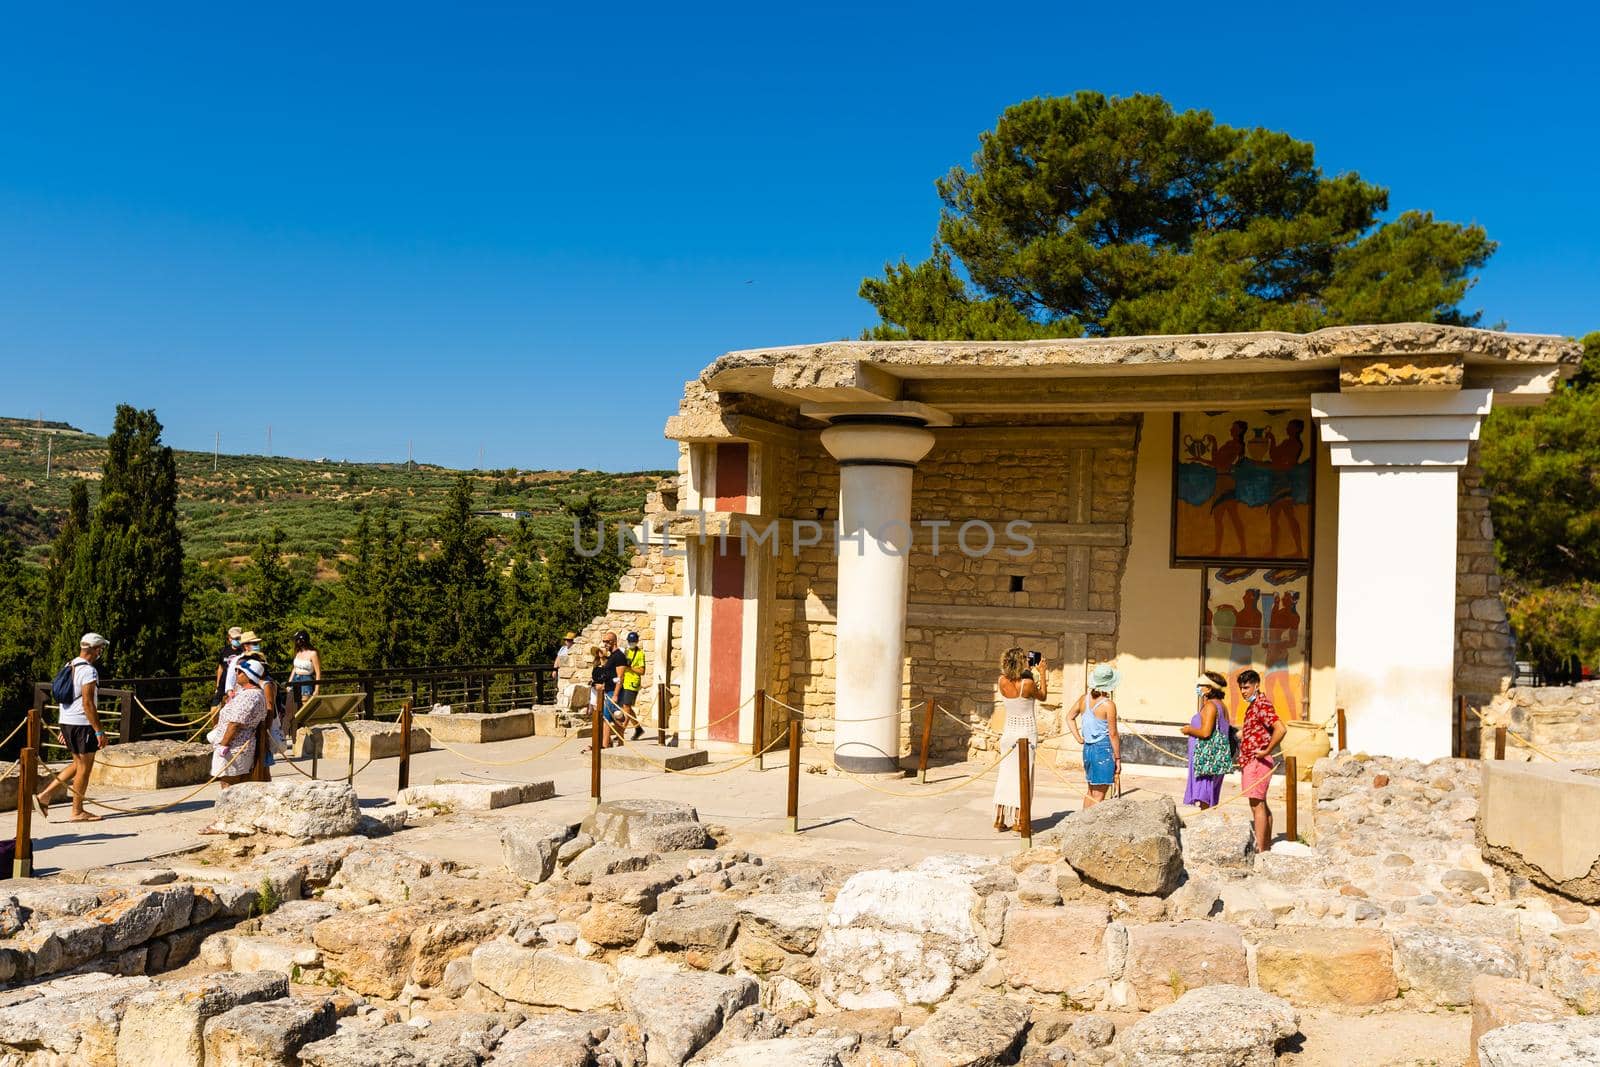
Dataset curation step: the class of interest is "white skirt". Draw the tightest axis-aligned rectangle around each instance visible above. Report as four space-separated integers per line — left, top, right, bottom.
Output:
992 715 1038 811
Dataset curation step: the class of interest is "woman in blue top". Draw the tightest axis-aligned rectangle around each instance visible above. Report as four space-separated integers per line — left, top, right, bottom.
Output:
1069 663 1121 809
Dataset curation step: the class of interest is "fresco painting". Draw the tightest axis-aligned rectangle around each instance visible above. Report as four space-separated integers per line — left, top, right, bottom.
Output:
1174 410 1314 565
1204 566 1309 725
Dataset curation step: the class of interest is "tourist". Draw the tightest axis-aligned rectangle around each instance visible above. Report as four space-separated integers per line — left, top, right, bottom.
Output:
1237 668 1286 852
286 629 322 727
992 647 1045 832
554 631 576 676
615 631 647 741
600 632 634 738
210 626 244 709
1068 663 1121 809
35 633 111 823
1182 670 1231 809
583 645 614 750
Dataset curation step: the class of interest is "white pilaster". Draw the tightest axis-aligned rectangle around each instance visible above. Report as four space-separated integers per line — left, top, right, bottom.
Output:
820 421 936 772
1312 389 1492 761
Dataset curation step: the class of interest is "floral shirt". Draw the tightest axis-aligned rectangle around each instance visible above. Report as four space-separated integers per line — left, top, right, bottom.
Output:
1238 694 1279 763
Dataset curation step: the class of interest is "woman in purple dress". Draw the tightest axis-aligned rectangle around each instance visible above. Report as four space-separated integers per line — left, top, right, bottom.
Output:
1181 671 1231 809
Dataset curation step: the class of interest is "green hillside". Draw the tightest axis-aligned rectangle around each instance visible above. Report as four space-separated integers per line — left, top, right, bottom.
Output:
0 415 670 571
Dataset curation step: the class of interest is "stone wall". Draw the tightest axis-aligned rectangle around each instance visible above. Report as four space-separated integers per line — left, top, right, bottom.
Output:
1485 683 1600 762
769 422 1140 760
1455 445 1517 755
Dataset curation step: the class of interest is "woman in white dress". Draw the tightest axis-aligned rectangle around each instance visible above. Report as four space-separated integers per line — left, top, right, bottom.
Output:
993 646 1047 833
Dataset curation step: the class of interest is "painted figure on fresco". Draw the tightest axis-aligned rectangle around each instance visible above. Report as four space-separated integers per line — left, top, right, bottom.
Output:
1176 411 1313 564
1204 568 1307 724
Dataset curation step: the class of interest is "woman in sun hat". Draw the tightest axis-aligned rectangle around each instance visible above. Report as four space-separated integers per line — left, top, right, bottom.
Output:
1068 662 1122 809
210 657 271 785
992 646 1047 833
1181 671 1232 809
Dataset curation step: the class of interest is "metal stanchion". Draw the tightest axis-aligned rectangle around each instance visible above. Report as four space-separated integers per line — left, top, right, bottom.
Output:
1495 726 1507 761
398 701 412 791
1285 755 1298 843
786 712 802 834
590 697 603 812
14 748 36 878
917 699 934 784
1017 738 1032 850
753 689 766 772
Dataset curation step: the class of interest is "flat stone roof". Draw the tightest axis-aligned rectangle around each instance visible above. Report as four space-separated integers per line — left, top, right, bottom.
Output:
704 323 1577 385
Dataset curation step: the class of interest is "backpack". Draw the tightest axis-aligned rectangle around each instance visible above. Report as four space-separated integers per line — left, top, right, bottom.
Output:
50 659 81 705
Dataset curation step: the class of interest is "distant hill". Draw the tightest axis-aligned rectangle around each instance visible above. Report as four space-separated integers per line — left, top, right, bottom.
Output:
0 415 670 571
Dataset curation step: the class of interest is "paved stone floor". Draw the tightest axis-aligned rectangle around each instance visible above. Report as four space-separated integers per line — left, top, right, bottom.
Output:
22 732 1292 876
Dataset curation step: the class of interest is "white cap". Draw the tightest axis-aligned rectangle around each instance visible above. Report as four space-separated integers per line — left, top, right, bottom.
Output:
234 658 267 685
80 633 109 649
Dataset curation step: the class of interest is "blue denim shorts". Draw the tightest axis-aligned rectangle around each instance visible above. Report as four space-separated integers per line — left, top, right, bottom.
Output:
1083 738 1116 786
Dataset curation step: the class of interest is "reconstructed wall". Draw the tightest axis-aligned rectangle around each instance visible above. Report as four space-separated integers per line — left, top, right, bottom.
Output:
1455 444 1517 755
769 422 1139 760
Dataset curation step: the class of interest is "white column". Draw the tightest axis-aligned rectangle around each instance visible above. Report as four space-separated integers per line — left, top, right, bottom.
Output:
1312 389 1492 761
821 421 936 773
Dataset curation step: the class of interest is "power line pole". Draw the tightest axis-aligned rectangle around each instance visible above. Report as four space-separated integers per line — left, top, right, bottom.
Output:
407 439 413 473
266 425 273 456
214 431 220 473
45 438 52 478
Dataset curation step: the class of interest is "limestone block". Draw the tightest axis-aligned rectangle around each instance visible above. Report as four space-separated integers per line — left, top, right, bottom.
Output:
296 720 430 762
297 1026 479 1067
1470 976 1572 1067
1478 1017 1600 1066
581 901 649 947
116 971 288 1067
817 870 988 1009
90 885 196 954
311 907 426 999
1393 927 1518 1007
1048 794 1184 895
1180 815 1257 875
694 1038 843 1067
0 973 154 1062
210 781 362 840
323 848 435 906
647 900 740 953
491 1012 620 1067
625 971 757 1066
501 819 577 884
91 741 213 790
1543 930 1600 1013
417 709 534 744
566 845 656 885
1123 921 1249 1010
470 941 618 1010
1117 984 1299 1067
1000 904 1108 996
899 994 1031 1067
1254 928 1398 1007
202 997 338 1066
582 798 702 849
229 936 320 976
736 892 827 953
397 779 553 811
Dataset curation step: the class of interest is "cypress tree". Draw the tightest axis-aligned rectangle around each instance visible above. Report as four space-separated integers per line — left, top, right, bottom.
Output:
0 534 39 738
40 480 90 671
54 406 184 678
237 527 300 668
422 477 504 665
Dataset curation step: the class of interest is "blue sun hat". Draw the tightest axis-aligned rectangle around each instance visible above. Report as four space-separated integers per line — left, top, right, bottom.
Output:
1088 663 1122 692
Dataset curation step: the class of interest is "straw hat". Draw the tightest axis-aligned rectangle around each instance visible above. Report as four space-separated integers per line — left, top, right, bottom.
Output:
238 631 262 644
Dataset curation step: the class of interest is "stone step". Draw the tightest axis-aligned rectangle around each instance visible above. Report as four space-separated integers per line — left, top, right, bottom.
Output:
418 709 535 744
601 743 709 772
90 741 214 790
296 721 431 762
397 778 555 811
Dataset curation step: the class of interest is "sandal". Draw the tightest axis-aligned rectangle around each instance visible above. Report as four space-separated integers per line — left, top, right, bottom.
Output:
34 793 49 818
68 812 101 823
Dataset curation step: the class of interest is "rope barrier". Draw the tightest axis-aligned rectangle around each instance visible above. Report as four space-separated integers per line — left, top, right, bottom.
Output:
133 697 216 731
424 731 577 768
609 723 794 777
828 740 1019 800
1466 706 1569 763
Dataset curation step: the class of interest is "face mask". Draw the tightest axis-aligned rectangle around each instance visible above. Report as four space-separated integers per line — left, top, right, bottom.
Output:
230 639 241 648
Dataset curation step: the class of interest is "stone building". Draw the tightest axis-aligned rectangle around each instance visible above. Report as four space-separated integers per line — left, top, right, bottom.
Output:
568 324 1578 767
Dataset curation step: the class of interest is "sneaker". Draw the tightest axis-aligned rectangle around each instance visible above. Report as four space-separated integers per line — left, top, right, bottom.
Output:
631 727 644 741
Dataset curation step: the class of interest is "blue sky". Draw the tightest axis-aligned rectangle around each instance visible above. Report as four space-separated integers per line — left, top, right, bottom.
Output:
3 2 1595 472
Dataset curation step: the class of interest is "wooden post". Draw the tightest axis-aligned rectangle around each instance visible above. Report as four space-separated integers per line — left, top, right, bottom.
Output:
1017 738 1032 850
590 695 603 811
361 675 375 720
1495 726 1507 761
13 748 35 878
1336 707 1347 754
656 682 668 746
28 688 43 752
753 689 766 771
120 691 139 744
535 669 547 707
1285 756 1298 843
1457 696 1469 759
917 699 934 784
786 712 801 833
251 721 271 782
398 701 412 791
480 675 490 714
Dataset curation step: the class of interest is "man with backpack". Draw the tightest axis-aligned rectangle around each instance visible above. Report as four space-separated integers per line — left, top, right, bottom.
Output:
36 633 110 822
